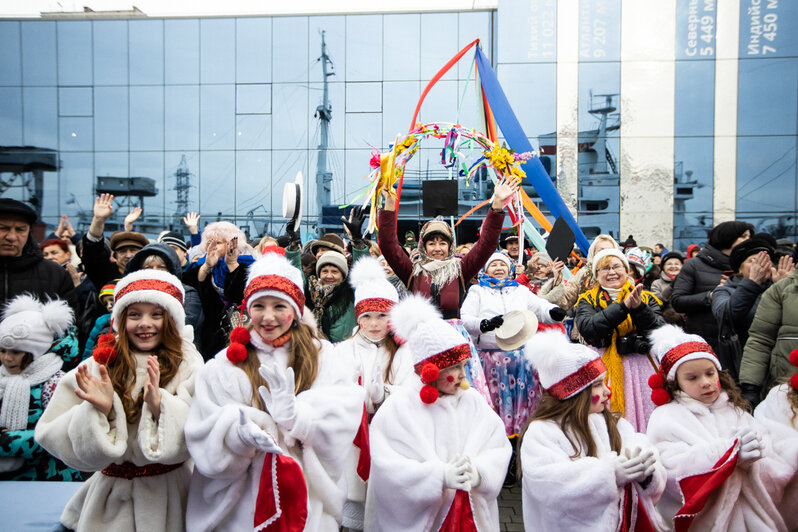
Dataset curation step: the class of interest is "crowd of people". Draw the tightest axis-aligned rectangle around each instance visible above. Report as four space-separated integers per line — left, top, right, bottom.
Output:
0 188 797 531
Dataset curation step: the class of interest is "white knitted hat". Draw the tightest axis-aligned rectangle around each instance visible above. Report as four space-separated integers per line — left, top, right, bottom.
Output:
591 248 629 277
316 250 349 278
484 251 512 273
349 256 398 318
390 294 471 404
0 295 73 358
525 330 607 400
649 324 720 381
244 252 305 317
112 269 185 330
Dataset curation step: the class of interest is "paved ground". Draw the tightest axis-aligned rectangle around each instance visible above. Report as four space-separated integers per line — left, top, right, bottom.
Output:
498 484 524 531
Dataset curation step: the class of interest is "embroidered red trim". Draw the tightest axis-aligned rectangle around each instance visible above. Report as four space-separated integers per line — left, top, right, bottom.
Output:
661 341 716 377
102 461 183 480
244 275 305 314
355 298 393 317
413 343 471 375
547 358 607 400
115 279 183 305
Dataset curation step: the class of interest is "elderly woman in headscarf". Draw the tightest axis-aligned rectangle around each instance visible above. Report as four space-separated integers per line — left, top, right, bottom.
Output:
574 248 665 431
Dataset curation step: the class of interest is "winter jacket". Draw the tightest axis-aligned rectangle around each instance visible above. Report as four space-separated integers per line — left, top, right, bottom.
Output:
711 275 769 381
650 270 675 304
739 268 798 396
378 208 504 319
0 234 76 309
670 244 731 350
82 313 111 361
574 287 665 349
80 233 124 291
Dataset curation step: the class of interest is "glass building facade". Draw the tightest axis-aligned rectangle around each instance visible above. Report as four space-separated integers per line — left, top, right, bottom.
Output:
0 1 797 245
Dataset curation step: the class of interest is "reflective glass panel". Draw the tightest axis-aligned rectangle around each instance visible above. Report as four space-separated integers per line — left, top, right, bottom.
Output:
200 19 235 84
235 150 271 236
498 0 555 64
199 150 235 217
164 151 200 221
200 84 235 150
307 81 344 152
130 151 166 232
58 152 94 227
130 86 164 151
272 83 308 150
578 0 621 62
420 13 458 81
345 112 381 151
165 19 200 85
270 150 308 222
739 1 798 58
383 14 420 81
59 117 93 151
737 58 798 136
0 88 23 145
22 87 57 148
93 20 128 85
309 16 346 87
94 87 129 151
236 84 271 114
236 18 271 84
57 21 92 86
236 114 271 150
345 82 381 113
130 20 164 85
22 22 57 86
345 15 381 82
273 17 309 83
59 87 93 116
0 22 21 86
165 85 199 151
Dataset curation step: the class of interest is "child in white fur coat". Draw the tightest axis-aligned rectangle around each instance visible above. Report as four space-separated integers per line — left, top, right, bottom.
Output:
184 252 363 531
646 325 794 532
364 294 511 531
35 270 204 531
753 352 798 530
520 330 667 532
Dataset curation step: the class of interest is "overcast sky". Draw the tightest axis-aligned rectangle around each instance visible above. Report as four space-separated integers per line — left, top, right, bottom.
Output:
0 0 497 17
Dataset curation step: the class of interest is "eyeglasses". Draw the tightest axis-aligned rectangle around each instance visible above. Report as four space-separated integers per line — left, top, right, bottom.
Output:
598 264 626 274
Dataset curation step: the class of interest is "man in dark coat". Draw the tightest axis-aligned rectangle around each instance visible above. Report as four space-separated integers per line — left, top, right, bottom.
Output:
0 198 76 308
670 220 754 351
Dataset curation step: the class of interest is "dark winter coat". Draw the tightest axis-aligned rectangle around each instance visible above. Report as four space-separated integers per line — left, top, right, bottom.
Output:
739 268 798 396
711 275 769 381
575 287 665 349
80 233 124 291
0 234 76 309
670 244 731 350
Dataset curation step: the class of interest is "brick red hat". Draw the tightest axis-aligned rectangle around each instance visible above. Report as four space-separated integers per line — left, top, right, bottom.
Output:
112 269 185 331
349 256 398 318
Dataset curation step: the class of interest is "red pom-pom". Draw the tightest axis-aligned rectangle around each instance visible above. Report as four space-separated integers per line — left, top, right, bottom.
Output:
791 373 798 391
648 373 665 390
92 345 117 365
419 384 439 404
790 348 798 367
230 327 250 346
226 342 248 363
651 388 671 406
97 332 116 347
420 362 440 383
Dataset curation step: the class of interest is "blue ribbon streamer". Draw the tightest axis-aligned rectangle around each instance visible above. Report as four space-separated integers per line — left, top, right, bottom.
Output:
474 46 589 254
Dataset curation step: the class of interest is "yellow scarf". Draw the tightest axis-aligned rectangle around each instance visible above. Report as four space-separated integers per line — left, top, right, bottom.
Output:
577 281 660 414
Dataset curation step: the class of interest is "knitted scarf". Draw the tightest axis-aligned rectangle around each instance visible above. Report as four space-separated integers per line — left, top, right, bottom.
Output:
577 281 658 414
307 277 338 327
0 352 62 431
410 244 463 289
477 271 518 289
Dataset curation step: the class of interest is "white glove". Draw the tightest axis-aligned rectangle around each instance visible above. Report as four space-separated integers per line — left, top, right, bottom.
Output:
443 454 471 491
638 449 656 479
614 451 648 486
237 409 285 455
258 365 298 430
462 455 481 489
368 371 386 406
736 427 763 465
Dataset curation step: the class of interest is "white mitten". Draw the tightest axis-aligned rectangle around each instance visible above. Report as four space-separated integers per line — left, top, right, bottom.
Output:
369 371 386 406
614 453 647 486
237 409 285 455
259 365 298 430
463 456 481 489
443 454 471 490
736 428 763 465
638 449 656 479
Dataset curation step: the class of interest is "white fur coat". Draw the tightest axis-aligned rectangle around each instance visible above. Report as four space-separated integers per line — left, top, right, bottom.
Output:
647 391 792 532
754 384 798 531
34 340 204 532
184 334 364 532
521 412 667 532
460 284 557 350
364 381 511 531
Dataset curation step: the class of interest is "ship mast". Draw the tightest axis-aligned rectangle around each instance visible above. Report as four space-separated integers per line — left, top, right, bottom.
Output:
315 30 335 218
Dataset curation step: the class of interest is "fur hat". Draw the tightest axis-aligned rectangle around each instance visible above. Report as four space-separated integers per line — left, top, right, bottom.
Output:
648 324 721 405
485 252 512 273
591 248 629 277
316 250 349 278
309 233 346 256
420 216 454 245
109 231 149 252
112 269 186 331
243 252 305 318
524 330 606 400
729 238 775 272
349 256 398 318
390 294 471 404
0 295 73 358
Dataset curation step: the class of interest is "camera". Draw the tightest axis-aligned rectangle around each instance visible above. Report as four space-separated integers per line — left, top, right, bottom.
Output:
616 334 651 355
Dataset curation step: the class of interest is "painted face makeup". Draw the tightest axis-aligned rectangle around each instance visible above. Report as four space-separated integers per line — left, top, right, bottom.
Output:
248 296 296 342
588 374 611 414
436 361 467 395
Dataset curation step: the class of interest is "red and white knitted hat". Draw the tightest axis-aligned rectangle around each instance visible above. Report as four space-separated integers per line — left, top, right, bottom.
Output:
390 294 471 404
244 252 305 317
525 330 607 400
112 269 185 330
648 324 721 405
349 256 398 318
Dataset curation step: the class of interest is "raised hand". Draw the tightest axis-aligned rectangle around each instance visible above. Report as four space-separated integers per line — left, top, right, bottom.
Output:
123 206 143 232
772 254 795 283
93 194 115 222
225 237 241 268
62 215 76 238
380 188 397 212
746 251 772 285
142 355 162 420
341 206 368 245
183 212 200 235
74 364 114 417
258 365 298 430
491 178 521 210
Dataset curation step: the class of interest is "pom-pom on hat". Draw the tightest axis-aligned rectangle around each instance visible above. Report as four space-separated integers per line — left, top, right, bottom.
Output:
0 295 74 358
389 294 471 404
243 252 305 317
524 330 607 400
349 256 398 318
647 324 721 405
112 269 186 331
591 248 629 277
